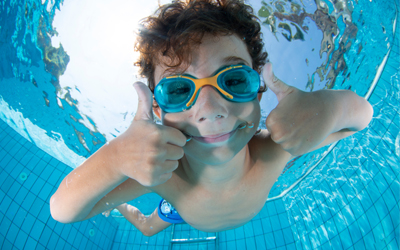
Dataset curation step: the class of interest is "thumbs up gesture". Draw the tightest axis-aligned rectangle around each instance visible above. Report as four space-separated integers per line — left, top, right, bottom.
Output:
111 82 187 187
263 62 338 156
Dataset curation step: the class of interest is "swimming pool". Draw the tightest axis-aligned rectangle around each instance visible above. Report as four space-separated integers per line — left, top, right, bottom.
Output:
0 0 399 249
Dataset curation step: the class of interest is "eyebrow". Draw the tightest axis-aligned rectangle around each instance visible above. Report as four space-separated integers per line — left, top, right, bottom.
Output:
221 56 250 67
159 56 251 80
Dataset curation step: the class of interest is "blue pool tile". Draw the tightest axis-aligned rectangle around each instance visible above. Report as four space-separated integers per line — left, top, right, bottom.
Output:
25 155 40 171
252 220 263 236
32 160 46 176
315 225 329 246
14 229 28 250
30 220 45 241
47 169 62 186
348 222 363 244
55 237 66 250
332 212 347 233
0 194 12 215
255 235 266 249
13 207 27 228
273 229 285 247
39 165 54 181
37 204 50 224
6 223 19 245
245 237 256 249
264 232 276 249
375 196 390 221
282 227 294 244
53 220 65 235
339 228 352 249
1 175 14 194
38 182 53 201
233 226 245 240
7 181 22 200
60 224 72 241
243 222 254 238
21 213 35 235
341 204 356 226
19 151 34 167
9 163 24 180
2 239 13 250
14 186 29 205
308 230 321 249
23 173 38 190
261 217 273 233
24 237 38 250
374 171 390 194
372 223 386 245
0 217 11 237
5 201 19 221
269 215 281 230
357 214 372 236
21 192 36 211
46 232 59 250
30 177 45 196
353 239 367 250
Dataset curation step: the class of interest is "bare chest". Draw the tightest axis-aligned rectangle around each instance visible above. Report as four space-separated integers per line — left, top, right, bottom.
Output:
159 167 276 232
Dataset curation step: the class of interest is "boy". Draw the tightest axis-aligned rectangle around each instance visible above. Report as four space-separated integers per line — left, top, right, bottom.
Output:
50 0 373 236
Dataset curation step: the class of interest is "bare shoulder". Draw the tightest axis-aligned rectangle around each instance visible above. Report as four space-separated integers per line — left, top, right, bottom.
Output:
248 130 291 170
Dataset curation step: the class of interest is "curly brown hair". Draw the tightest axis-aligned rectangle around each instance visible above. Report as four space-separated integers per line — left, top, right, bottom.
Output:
134 0 268 92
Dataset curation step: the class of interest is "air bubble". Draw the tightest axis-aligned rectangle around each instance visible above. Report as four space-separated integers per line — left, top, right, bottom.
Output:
19 172 28 181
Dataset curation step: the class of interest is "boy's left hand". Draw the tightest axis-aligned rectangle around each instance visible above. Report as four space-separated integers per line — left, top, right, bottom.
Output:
262 63 339 156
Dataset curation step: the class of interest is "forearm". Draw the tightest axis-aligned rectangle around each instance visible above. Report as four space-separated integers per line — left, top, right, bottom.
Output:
331 90 373 132
50 141 128 223
117 204 169 236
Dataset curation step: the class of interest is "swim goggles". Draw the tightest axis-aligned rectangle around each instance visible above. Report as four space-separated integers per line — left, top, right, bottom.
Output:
154 64 261 113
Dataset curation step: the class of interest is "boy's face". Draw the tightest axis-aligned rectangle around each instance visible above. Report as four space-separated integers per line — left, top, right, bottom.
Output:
153 34 262 165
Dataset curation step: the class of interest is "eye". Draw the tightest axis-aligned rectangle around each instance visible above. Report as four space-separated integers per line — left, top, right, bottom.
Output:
167 83 190 95
225 77 247 86
225 76 249 93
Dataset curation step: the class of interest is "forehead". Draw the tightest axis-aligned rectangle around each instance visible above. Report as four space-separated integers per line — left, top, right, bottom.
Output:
154 34 252 83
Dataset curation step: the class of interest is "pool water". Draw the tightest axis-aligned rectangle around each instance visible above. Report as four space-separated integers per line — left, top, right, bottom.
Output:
0 0 399 249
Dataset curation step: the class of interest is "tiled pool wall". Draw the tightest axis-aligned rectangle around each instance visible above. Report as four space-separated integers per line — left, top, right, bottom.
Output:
1 9 399 250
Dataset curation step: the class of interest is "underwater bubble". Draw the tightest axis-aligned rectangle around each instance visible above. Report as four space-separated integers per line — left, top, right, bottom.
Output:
89 229 95 237
19 172 28 181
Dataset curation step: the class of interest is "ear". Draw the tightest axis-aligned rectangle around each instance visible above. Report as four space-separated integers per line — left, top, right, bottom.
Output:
257 92 263 102
153 100 162 120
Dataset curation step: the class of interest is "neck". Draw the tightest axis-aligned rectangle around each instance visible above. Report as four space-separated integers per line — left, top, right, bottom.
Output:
180 145 251 189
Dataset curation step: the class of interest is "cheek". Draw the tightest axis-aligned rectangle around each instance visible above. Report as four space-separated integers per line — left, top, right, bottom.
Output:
161 112 186 129
235 100 261 121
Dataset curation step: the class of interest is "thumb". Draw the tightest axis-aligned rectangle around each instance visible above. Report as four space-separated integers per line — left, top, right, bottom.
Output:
262 62 292 102
133 82 154 122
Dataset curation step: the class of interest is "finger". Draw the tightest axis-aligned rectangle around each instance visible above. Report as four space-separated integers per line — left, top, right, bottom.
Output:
133 82 154 121
161 126 188 147
262 62 291 102
164 144 185 160
162 160 179 172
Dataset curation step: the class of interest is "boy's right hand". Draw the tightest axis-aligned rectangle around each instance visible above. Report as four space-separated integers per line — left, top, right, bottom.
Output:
110 82 187 187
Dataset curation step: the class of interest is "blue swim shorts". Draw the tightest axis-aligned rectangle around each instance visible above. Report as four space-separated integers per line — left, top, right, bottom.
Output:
158 199 184 224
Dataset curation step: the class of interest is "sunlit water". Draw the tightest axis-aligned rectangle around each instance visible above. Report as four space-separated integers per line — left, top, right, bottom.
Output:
0 0 396 212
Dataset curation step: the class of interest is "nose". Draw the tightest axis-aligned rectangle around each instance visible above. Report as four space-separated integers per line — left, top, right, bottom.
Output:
193 86 229 122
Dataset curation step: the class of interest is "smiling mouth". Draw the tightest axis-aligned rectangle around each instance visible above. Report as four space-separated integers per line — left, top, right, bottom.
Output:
192 129 238 143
